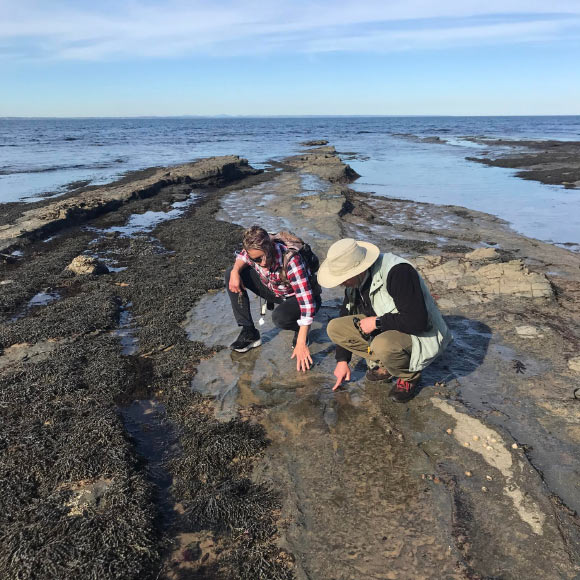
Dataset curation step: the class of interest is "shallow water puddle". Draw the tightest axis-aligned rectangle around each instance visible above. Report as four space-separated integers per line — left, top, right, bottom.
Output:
9 289 62 321
185 290 343 420
216 172 341 248
299 172 331 195
82 250 128 272
103 262 127 273
42 234 61 243
81 192 201 269
113 302 138 355
28 290 61 307
445 316 548 400
104 192 200 237
217 178 296 233
119 399 177 527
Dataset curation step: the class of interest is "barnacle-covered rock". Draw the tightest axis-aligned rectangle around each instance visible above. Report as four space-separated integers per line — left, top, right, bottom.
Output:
66 255 109 275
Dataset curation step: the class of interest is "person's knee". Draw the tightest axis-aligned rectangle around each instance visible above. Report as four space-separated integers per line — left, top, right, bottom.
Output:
272 306 294 329
373 342 404 362
375 341 401 358
372 333 410 366
271 307 283 328
327 318 341 343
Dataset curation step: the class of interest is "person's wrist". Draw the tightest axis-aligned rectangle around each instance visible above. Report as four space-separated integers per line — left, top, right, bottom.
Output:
375 316 382 331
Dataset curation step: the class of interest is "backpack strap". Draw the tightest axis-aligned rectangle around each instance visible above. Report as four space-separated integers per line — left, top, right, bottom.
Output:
278 247 321 297
270 234 321 294
279 246 298 283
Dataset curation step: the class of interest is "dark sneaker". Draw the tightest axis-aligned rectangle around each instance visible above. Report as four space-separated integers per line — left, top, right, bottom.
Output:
292 331 311 349
389 378 418 403
231 327 261 353
365 367 393 382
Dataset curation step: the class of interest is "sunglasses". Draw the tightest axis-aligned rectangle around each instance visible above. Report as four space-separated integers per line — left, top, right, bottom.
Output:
248 252 266 264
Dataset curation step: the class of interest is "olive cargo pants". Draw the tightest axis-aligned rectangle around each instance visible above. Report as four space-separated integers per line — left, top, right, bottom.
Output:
327 315 421 383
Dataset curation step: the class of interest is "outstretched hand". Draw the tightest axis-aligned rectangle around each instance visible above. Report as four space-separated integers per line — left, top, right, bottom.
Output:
332 361 351 391
291 344 313 372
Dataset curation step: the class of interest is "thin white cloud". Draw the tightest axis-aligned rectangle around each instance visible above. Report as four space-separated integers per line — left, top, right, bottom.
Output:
293 18 572 54
1 0 579 60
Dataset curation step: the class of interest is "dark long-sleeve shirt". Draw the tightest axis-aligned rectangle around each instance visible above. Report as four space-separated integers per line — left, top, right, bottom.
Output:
335 263 429 363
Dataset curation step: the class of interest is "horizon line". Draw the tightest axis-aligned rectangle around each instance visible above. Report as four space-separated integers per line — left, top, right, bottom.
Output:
3 114 580 120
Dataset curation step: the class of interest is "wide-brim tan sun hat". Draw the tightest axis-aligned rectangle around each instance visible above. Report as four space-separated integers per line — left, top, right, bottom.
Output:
318 238 380 288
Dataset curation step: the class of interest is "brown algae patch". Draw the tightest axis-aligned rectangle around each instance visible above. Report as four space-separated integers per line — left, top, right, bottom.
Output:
432 398 545 535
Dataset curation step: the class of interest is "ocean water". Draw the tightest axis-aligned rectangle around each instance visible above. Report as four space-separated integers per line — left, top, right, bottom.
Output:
1 116 579 246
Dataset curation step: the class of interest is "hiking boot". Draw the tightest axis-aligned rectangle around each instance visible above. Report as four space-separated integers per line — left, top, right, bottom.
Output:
292 331 311 349
389 378 418 403
231 326 261 353
365 367 393 382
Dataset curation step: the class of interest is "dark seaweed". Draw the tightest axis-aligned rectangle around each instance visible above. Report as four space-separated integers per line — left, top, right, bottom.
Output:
1 168 293 579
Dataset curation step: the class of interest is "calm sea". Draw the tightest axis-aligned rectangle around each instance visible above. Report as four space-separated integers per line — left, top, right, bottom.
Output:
1 116 579 246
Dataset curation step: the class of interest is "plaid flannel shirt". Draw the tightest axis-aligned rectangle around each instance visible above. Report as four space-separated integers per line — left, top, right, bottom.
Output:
237 242 316 326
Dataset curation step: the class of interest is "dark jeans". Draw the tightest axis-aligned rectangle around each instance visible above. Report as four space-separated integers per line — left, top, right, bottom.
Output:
225 266 321 332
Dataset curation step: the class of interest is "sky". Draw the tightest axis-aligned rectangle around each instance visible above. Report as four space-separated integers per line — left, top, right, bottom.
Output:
1 0 580 117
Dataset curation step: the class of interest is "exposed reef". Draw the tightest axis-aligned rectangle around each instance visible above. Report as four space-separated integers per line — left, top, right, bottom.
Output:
0 156 260 253
464 138 580 188
283 145 360 183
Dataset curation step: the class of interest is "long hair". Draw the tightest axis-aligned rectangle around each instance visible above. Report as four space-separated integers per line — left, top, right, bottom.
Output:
242 225 273 265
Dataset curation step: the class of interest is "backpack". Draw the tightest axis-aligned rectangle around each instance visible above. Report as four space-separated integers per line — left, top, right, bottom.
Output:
270 231 320 290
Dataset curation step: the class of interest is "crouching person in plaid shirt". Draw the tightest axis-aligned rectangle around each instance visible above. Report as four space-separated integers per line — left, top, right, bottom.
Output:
225 225 322 372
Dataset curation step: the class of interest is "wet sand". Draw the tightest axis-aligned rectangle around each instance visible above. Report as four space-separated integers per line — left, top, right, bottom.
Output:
1 146 580 579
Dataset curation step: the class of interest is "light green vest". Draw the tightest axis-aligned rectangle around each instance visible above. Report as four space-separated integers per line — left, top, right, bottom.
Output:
347 253 452 372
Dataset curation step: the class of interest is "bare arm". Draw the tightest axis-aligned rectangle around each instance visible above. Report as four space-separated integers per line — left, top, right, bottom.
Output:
229 258 248 293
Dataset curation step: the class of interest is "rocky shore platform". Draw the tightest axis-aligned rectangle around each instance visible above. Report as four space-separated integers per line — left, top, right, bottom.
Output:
1 145 579 579
463 137 580 188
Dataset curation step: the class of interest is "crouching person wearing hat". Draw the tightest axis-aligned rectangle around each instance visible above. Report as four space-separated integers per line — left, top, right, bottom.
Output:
318 239 452 402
